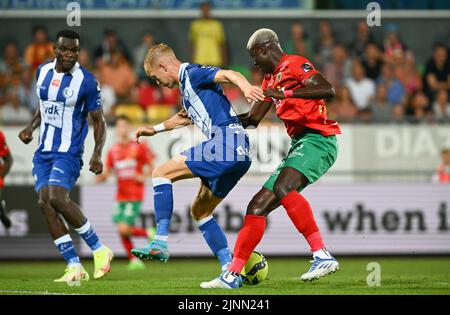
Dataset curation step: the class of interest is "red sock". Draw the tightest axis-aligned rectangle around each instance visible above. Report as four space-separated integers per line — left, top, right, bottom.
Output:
121 236 134 260
280 191 325 252
229 215 267 274
131 227 148 237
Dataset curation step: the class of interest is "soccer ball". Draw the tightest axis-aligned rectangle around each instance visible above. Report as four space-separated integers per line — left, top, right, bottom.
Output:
242 251 268 285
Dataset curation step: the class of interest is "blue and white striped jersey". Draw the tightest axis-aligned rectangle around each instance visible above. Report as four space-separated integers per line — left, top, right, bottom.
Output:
178 63 241 138
35 59 102 158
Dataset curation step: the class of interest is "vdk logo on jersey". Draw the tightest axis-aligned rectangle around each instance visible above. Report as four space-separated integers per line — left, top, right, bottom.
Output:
63 87 74 98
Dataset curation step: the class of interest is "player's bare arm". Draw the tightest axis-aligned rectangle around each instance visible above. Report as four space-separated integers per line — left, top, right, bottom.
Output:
18 106 41 144
0 152 13 178
134 109 192 142
238 100 273 129
214 69 265 103
90 108 107 175
264 73 335 100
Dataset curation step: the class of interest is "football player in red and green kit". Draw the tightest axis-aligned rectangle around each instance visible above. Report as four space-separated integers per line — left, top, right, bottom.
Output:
96 116 156 271
201 28 341 289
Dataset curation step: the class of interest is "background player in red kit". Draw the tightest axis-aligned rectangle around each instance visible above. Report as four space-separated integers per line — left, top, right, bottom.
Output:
0 129 13 228
96 115 156 270
202 28 341 289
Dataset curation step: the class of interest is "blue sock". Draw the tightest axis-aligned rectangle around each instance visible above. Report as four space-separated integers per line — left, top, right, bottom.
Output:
152 178 173 243
54 234 80 266
197 216 232 269
75 220 103 251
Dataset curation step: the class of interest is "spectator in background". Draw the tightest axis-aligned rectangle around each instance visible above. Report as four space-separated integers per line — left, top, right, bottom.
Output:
0 82 32 125
0 42 25 95
377 63 406 106
315 20 335 68
370 84 392 123
395 52 422 95
134 30 156 78
424 43 450 102
383 24 406 63
349 20 374 59
189 1 227 67
78 48 94 72
24 25 54 73
96 51 136 103
284 22 313 58
323 43 352 91
17 67 39 112
330 86 358 123
345 60 375 110
404 90 433 123
361 42 383 80
436 148 450 183
94 29 132 67
433 89 450 122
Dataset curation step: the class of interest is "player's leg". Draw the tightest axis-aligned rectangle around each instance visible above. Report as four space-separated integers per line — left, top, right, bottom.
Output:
273 133 339 281
190 182 233 271
38 187 89 282
273 167 339 281
131 154 195 261
0 188 12 229
47 156 113 279
200 188 279 289
114 202 147 270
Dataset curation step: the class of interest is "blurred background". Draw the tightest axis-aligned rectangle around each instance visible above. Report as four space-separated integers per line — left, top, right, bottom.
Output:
0 0 449 260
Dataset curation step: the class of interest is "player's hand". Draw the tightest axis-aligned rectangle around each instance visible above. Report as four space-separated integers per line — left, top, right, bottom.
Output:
264 88 285 100
18 126 33 144
134 173 146 183
242 85 265 103
89 154 103 175
134 126 156 143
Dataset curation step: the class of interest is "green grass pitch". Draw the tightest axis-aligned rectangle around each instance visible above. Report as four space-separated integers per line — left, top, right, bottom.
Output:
0 257 449 295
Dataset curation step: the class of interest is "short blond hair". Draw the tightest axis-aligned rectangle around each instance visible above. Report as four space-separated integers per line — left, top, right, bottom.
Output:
144 43 175 75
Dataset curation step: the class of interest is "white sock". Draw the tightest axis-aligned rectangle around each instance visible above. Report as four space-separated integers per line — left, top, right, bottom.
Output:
153 235 168 242
313 248 333 259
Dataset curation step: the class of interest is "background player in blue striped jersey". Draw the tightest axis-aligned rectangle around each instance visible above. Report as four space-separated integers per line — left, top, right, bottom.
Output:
131 44 264 279
18 30 113 283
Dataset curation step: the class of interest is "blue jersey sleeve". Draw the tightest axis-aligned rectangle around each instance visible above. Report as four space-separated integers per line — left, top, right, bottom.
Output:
84 76 102 112
188 65 220 88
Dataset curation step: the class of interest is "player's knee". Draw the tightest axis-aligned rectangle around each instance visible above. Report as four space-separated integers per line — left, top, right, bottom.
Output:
118 224 131 237
49 195 69 213
246 198 269 217
273 183 296 201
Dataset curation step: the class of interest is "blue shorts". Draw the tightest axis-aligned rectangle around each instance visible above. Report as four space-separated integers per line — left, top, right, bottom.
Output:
32 153 82 192
182 125 252 198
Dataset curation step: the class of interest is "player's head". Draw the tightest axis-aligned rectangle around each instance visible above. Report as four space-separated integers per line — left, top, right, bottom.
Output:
54 30 80 72
115 115 131 140
144 43 180 88
442 148 450 164
247 28 283 74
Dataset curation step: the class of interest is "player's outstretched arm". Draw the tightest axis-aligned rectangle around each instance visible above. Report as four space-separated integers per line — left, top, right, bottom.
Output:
238 100 273 129
214 70 264 103
134 109 192 143
18 106 41 144
264 73 335 100
89 108 107 175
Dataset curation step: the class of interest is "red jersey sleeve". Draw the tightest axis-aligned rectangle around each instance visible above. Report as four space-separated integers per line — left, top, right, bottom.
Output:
292 56 319 85
0 131 10 158
261 75 273 102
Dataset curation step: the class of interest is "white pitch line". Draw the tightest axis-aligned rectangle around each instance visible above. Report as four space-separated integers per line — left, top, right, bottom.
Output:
0 290 85 295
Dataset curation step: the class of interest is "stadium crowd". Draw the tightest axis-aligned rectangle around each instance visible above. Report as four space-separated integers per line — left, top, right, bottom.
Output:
0 6 449 126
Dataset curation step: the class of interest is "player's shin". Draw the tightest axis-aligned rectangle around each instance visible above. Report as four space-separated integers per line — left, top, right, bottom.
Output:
280 191 325 252
229 215 266 274
152 177 173 244
75 219 104 251
54 234 81 266
196 215 232 270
